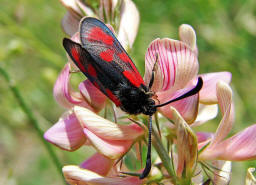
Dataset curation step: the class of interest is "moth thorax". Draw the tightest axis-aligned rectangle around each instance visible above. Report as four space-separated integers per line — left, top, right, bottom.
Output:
117 85 156 115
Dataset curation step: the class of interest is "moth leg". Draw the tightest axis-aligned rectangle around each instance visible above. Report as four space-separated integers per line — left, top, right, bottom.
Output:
139 116 152 179
148 53 159 90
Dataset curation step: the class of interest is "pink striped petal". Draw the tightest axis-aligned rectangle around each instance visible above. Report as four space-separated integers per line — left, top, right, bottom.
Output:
158 85 199 123
44 112 86 151
118 0 140 50
209 81 234 148
74 106 144 141
83 128 133 159
53 63 94 110
80 153 114 176
63 165 143 185
145 38 198 92
204 125 256 161
195 72 232 104
79 80 107 112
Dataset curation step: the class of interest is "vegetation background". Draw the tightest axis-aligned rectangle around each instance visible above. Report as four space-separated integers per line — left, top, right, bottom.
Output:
1 0 256 184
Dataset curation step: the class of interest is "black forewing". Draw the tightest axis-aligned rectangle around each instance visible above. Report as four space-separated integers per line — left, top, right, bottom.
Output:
63 38 123 105
79 17 145 88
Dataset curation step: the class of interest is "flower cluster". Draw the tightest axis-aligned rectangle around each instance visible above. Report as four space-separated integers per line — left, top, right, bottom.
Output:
44 0 256 184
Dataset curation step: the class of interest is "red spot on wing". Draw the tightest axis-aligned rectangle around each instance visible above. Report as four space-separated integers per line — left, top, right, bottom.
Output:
71 47 86 72
100 49 114 62
118 52 132 63
118 52 145 86
87 64 97 77
123 71 144 87
87 27 114 45
106 89 121 106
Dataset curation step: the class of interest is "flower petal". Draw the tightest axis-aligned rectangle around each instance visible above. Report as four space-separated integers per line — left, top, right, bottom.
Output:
80 153 114 176
63 165 143 185
158 85 199 123
145 38 199 92
212 161 232 185
179 24 197 53
197 132 214 151
206 124 256 161
79 80 107 112
209 81 234 147
61 12 80 36
171 107 197 177
44 112 86 151
53 63 93 110
191 104 218 127
196 72 232 104
118 0 140 50
59 0 83 17
74 106 144 140
83 128 133 159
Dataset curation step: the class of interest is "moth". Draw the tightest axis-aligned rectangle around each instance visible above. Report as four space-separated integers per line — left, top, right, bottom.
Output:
63 17 203 179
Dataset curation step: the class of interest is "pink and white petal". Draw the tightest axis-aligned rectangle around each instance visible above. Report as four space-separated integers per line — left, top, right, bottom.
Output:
79 80 107 112
209 81 234 148
193 72 232 104
158 85 199 124
179 24 197 53
61 12 80 36
197 132 214 143
63 165 144 185
212 161 232 185
76 0 95 17
191 104 218 127
74 106 144 140
59 0 83 17
171 107 198 177
143 57 164 93
196 132 214 150
53 63 93 110
83 128 133 159
145 38 198 92
205 124 256 161
118 0 140 50
44 112 86 151
80 153 114 176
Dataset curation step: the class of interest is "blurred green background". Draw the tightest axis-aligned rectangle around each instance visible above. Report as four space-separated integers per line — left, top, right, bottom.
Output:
1 0 256 184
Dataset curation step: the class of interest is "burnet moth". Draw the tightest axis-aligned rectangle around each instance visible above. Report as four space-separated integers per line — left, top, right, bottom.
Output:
63 17 203 179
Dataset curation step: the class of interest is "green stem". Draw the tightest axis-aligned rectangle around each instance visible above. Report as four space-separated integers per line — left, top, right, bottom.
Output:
152 125 176 184
0 66 65 183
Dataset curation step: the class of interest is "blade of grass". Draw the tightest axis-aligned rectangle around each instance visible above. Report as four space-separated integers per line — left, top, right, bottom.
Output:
0 65 66 184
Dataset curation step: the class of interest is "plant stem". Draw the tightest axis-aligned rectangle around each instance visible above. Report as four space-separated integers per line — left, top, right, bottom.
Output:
152 121 176 184
0 66 66 184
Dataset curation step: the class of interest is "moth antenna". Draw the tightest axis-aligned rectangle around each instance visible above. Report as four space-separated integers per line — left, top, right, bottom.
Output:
148 53 159 90
139 116 152 179
154 77 203 108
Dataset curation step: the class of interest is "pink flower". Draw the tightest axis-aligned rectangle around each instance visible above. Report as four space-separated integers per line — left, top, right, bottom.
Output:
144 24 231 123
63 153 144 185
199 81 256 161
60 0 139 50
44 106 145 159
